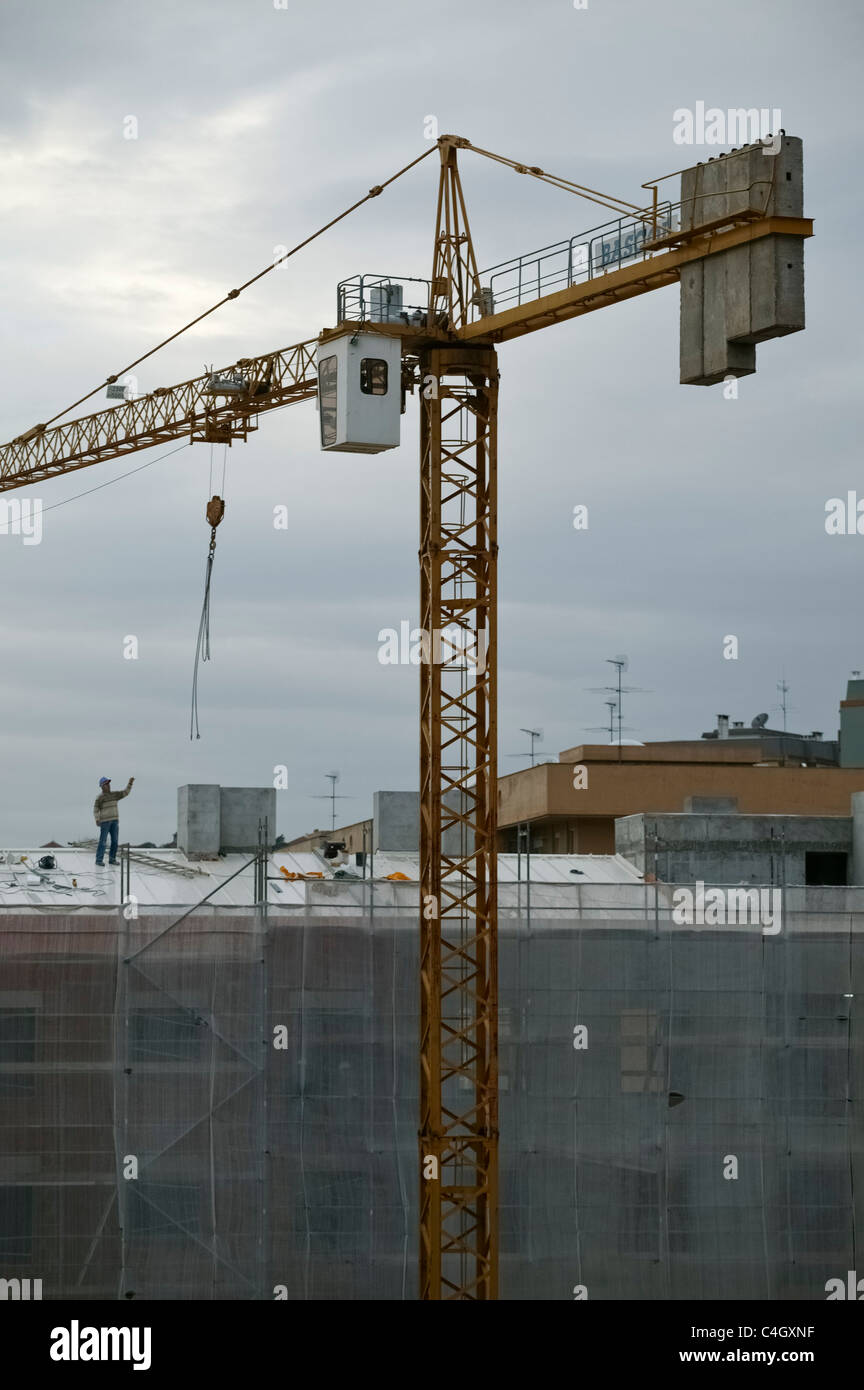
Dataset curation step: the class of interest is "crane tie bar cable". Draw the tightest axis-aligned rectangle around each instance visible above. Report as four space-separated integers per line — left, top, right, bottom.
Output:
16 145 436 441
11 136 642 446
453 137 646 217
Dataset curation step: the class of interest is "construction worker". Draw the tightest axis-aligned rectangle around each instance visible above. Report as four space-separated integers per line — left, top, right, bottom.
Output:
93 775 134 866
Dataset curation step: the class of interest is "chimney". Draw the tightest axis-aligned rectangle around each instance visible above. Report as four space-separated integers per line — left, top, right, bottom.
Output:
717 714 729 739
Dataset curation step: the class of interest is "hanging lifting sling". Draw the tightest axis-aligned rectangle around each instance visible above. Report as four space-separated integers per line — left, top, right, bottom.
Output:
190 494 225 739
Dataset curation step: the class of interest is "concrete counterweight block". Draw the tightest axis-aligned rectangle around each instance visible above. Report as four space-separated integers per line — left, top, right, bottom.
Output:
742 234 805 343
679 136 806 385
703 253 758 383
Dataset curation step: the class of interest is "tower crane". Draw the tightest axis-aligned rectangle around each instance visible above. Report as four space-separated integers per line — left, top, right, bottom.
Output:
0 132 812 1301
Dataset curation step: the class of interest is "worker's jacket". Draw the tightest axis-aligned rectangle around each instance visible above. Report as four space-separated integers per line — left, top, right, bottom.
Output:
93 782 132 825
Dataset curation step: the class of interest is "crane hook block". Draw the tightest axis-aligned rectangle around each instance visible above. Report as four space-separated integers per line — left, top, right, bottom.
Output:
206 496 225 529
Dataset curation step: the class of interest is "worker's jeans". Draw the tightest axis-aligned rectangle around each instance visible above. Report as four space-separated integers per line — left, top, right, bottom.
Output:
96 820 119 865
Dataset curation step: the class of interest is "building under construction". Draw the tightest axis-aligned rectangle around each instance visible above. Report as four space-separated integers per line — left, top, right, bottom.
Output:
0 131 824 1300
0 788 860 1300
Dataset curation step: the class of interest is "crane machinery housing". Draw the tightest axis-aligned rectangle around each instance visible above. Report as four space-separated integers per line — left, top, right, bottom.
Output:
0 131 812 1300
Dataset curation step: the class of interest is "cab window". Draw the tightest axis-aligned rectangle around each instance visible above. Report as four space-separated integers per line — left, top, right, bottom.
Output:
318 355 338 446
360 358 388 395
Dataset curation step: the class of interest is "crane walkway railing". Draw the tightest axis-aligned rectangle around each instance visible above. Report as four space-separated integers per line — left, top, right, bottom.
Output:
336 203 675 332
336 273 432 329
477 202 675 320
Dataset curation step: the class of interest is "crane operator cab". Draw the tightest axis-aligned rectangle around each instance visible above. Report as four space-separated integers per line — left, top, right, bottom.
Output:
316 331 402 453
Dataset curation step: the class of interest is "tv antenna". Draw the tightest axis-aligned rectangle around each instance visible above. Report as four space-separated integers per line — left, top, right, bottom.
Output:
310 770 353 832
585 655 649 759
507 727 544 767
775 676 791 732
585 699 634 744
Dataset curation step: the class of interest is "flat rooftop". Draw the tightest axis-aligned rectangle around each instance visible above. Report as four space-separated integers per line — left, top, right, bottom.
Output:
0 847 643 910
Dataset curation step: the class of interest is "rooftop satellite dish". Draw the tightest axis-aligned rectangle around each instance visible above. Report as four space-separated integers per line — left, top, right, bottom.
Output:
751 712 770 728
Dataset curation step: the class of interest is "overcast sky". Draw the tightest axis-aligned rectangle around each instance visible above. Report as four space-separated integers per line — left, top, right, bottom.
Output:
0 0 861 846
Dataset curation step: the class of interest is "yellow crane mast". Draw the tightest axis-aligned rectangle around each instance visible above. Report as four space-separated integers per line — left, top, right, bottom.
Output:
0 133 812 1301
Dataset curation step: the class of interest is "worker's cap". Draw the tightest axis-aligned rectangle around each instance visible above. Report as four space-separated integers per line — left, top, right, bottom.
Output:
99 777 110 785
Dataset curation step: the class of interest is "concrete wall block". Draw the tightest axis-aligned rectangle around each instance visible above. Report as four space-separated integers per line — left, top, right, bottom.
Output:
614 814 646 872
679 259 704 384
770 234 806 335
220 786 277 852
178 784 221 859
679 136 802 231
723 151 742 214
725 147 758 217
851 793 864 884
681 246 756 385
678 136 805 383
769 136 804 218
701 158 729 225
724 243 752 342
702 252 756 383
373 790 419 853
748 235 805 342
615 810 852 886
743 144 774 216
373 788 473 855
680 164 700 233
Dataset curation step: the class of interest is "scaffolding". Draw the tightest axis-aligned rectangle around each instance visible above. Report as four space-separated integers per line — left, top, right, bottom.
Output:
0 881 860 1300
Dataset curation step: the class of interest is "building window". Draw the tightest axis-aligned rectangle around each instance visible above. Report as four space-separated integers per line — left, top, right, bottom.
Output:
0 1187 32 1263
0 1007 37 1097
128 1009 204 1063
805 851 847 886
318 354 338 446
360 358 388 395
620 1009 664 1093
